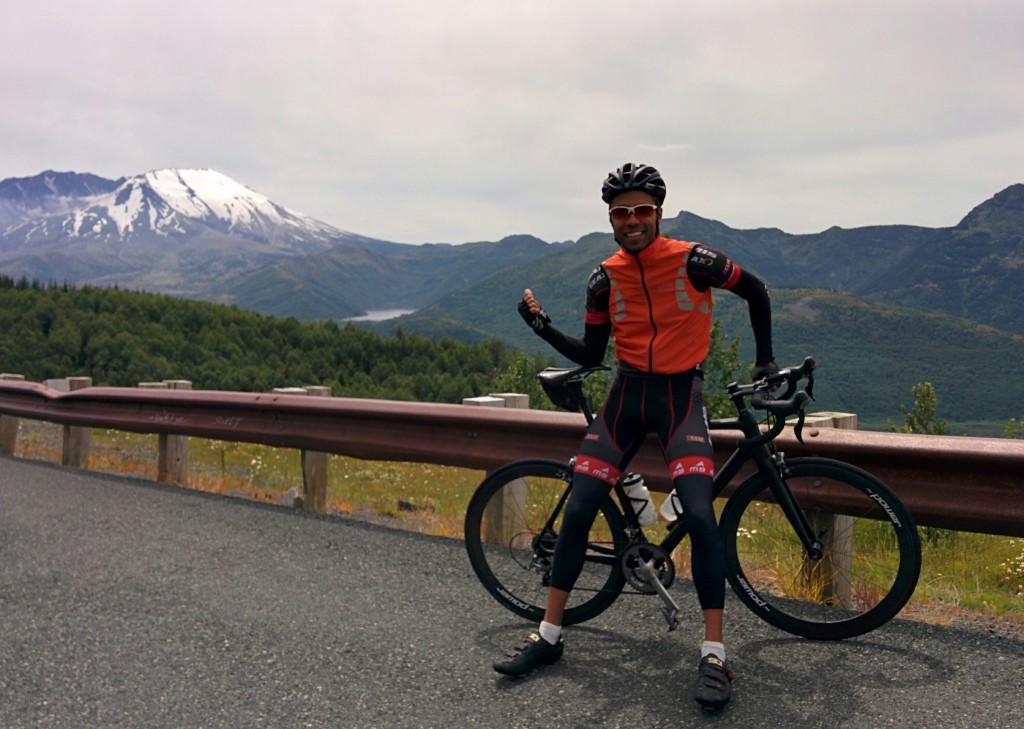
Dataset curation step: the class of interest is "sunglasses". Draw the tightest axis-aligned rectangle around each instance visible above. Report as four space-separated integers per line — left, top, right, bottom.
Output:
608 204 659 222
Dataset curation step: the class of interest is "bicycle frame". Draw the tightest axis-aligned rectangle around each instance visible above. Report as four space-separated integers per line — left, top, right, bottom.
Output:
564 372 824 571
653 398 824 563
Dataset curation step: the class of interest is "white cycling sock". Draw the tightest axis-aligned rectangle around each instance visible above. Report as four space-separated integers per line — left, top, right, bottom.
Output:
701 641 726 661
539 621 562 645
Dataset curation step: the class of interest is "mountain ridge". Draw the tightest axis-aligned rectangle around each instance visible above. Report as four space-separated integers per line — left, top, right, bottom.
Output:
2 169 1022 334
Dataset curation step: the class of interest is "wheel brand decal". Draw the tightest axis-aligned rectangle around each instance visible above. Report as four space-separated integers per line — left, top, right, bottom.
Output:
737 576 770 609
867 489 902 527
497 587 532 611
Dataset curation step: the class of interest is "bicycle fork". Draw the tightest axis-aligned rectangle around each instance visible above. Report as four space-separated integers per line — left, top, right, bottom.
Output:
764 448 824 561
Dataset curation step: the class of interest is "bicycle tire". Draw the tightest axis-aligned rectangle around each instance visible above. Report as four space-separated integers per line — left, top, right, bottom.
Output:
464 459 628 625
720 457 921 640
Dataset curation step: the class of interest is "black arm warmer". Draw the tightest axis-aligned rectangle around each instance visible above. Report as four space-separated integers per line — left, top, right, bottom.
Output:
729 269 774 366
535 320 611 367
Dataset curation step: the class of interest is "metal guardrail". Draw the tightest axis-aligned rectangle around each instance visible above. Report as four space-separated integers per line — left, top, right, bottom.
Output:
0 378 1022 537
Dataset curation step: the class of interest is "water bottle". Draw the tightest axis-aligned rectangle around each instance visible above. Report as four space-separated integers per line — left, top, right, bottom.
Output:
622 473 656 526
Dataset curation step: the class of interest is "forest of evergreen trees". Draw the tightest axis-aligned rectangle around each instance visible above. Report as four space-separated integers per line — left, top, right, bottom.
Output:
3 275 1004 433
0 276 559 404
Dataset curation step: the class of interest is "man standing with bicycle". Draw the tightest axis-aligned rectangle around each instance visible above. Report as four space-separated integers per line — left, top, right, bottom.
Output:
495 163 777 710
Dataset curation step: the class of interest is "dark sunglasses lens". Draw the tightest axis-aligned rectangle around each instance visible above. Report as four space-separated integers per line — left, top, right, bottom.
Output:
610 205 656 221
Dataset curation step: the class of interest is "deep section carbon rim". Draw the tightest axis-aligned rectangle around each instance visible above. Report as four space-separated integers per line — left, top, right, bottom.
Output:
721 458 921 640
464 459 627 625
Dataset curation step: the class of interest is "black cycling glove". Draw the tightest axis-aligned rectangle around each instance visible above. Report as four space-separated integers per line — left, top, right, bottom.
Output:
752 361 780 382
517 299 551 333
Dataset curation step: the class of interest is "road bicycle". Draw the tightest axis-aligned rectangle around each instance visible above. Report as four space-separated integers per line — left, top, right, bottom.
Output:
464 358 922 640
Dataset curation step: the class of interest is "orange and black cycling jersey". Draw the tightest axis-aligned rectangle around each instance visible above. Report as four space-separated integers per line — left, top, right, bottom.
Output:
533 235 773 374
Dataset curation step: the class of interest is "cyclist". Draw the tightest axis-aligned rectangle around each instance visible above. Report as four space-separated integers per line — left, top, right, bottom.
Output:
494 163 777 710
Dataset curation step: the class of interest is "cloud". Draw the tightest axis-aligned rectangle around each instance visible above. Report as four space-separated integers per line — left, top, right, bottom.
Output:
2 0 1022 243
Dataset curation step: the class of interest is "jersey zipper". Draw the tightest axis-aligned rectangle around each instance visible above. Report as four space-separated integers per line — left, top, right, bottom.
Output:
635 253 657 372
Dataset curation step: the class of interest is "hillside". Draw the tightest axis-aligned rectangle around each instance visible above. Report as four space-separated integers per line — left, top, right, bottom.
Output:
356 184 1024 338
219 234 552 317
857 185 1024 332
368 283 1024 433
0 277 519 404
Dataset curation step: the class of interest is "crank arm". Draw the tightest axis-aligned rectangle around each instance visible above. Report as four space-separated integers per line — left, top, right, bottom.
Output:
636 560 681 631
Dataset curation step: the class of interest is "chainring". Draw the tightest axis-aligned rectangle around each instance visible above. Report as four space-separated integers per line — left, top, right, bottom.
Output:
621 543 675 593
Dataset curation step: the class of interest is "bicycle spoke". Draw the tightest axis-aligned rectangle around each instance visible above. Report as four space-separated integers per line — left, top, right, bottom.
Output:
465 460 628 625
722 459 920 640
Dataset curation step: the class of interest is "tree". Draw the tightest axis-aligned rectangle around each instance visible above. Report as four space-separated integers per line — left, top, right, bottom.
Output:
889 381 953 546
490 350 557 410
889 382 948 435
702 320 744 419
1006 418 1024 439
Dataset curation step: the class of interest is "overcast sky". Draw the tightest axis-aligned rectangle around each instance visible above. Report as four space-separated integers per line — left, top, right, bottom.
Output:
3 0 1022 244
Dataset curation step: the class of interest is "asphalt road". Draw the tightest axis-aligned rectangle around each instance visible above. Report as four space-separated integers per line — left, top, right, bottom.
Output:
1 455 1021 728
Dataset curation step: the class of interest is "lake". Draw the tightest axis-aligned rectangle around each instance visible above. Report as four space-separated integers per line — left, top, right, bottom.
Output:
345 309 416 322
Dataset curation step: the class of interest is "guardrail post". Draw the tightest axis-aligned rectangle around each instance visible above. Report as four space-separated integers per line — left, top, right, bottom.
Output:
62 377 93 468
0 374 25 454
302 386 331 514
799 411 857 605
465 393 530 547
272 386 331 513
162 380 192 486
139 380 192 485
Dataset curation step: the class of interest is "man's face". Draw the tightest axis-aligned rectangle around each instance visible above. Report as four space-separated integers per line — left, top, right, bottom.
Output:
608 190 661 254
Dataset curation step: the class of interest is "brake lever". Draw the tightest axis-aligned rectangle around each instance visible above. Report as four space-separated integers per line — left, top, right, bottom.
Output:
794 408 807 444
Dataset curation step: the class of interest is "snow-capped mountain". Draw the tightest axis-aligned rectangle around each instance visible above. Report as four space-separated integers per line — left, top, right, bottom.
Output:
1 168 355 250
0 171 122 233
0 169 384 295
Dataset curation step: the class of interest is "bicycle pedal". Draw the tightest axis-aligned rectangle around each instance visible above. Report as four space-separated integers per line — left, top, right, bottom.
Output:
660 606 679 631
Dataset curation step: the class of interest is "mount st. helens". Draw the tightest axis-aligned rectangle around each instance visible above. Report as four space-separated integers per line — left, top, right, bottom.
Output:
0 169 553 313
0 169 382 296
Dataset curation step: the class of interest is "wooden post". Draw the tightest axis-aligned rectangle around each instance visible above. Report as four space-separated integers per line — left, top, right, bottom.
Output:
466 393 530 547
301 386 331 514
272 386 331 513
160 380 192 486
0 374 24 454
139 380 192 485
62 377 92 468
799 411 857 606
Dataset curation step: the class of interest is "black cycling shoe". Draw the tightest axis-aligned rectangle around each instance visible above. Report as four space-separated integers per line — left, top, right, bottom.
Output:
492 632 564 676
694 654 734 709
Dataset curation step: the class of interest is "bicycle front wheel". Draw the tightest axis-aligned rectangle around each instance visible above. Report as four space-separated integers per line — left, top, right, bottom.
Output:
720 457 921 640
464 459 628 626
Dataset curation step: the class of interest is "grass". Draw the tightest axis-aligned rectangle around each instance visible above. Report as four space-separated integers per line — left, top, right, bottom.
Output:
9 422 1023 631
12 422 485 540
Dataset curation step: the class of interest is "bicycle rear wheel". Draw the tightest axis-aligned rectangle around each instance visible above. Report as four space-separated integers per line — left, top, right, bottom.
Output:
720 457 921 640
464 459 628 626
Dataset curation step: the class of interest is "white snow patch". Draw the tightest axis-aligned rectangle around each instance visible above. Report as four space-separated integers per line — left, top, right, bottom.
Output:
146 169 287 230
106 183 146 235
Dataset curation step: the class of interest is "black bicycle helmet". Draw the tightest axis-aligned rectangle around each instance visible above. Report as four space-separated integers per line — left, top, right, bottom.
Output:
601 163 667 206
